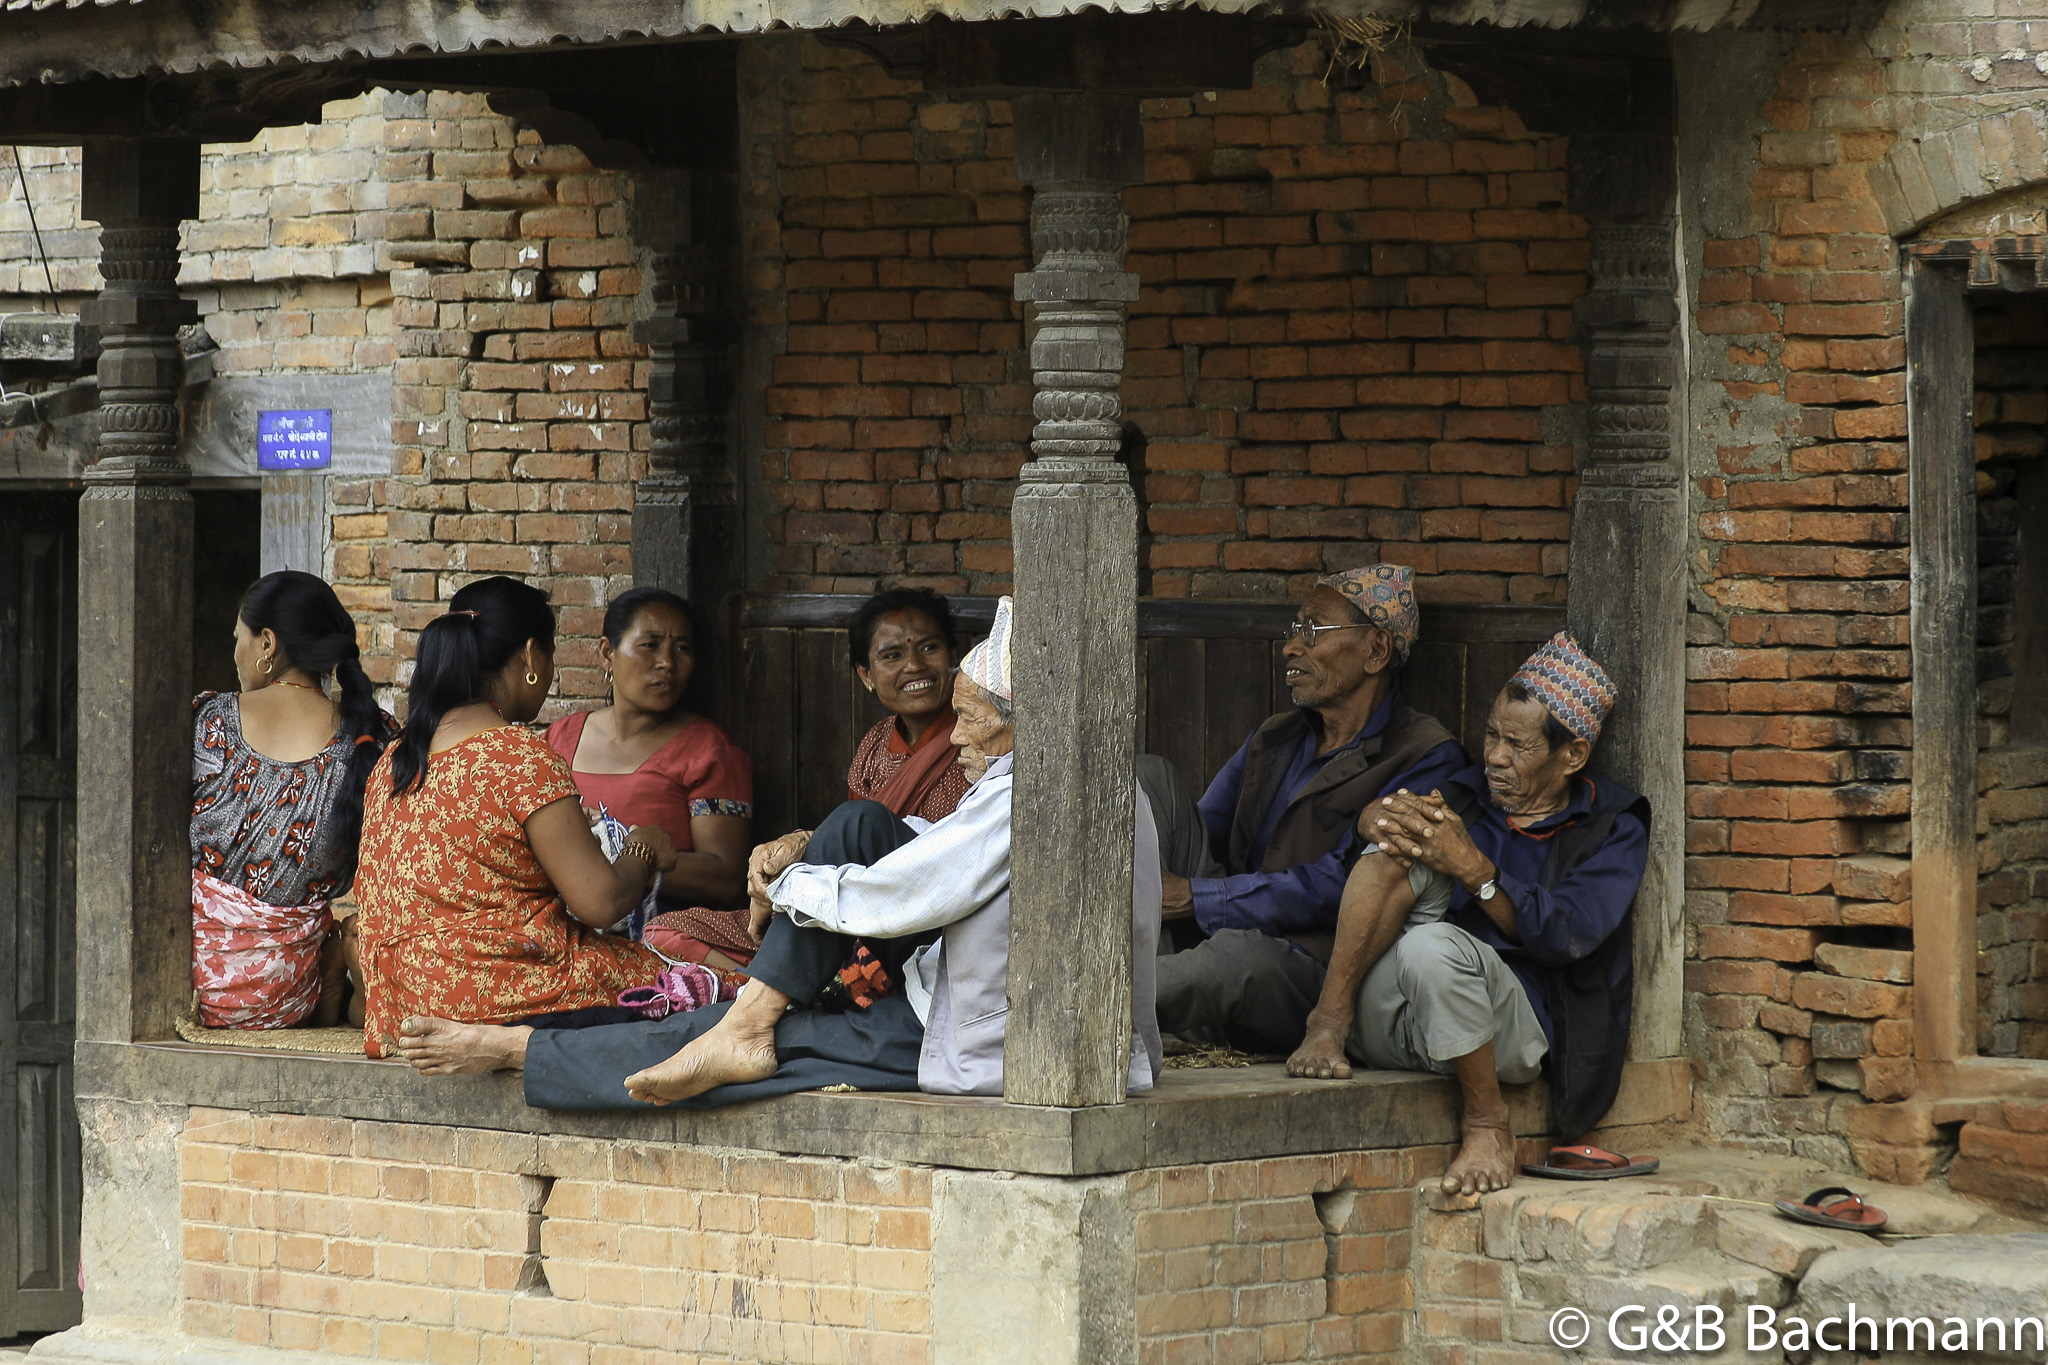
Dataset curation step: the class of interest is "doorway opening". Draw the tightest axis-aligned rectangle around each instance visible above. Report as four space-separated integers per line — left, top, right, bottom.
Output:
1971 294 2048 1059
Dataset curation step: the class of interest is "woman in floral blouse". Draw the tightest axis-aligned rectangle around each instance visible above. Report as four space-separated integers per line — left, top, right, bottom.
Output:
354 576 679 1062
190 571 396 1029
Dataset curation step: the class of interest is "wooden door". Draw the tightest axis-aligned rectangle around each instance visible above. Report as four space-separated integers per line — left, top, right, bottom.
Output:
0 492 82 1337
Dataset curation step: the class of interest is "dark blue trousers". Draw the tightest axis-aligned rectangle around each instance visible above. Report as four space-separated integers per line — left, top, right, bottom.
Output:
523 800 927 1111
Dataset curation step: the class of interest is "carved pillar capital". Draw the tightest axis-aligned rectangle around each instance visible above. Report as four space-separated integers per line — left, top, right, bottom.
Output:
1574 221 1678 490
78 142 200 486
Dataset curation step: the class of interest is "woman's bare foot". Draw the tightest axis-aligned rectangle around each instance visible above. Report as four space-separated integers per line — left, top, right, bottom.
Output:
623 986 784 1104
394 1016 532 1076
1441 1120 1516 1196
1286 1010 1355 1079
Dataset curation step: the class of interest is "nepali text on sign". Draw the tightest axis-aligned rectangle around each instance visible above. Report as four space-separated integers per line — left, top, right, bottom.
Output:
257 409 333 471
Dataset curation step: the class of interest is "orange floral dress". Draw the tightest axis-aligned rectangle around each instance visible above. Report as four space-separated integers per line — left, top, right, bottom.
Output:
353 725 660 1057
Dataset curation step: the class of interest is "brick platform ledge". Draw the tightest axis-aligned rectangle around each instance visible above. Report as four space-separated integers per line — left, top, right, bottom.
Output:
80 1042 1691 1176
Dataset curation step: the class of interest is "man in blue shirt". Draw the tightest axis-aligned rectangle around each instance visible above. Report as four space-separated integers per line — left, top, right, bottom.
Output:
1286 633 1649 1199
1152 564 1465 1054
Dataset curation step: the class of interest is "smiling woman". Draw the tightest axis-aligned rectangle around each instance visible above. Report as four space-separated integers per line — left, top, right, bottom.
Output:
844 588 973 825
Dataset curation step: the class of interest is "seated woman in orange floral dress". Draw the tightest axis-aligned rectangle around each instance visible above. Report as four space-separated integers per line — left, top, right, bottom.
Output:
353 576 679 1062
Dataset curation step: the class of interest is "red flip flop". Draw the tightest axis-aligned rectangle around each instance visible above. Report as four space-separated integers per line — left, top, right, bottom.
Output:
1521 1144 1661 1180
1773 1186 1887 1234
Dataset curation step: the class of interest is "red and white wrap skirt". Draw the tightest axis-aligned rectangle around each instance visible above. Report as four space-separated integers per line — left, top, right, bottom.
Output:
191 871 331 1029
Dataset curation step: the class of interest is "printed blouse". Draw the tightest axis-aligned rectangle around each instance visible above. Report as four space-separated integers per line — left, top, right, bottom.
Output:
190 690 395 906
352 724 661 1057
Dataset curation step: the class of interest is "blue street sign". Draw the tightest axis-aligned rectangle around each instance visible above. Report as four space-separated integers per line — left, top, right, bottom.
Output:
257 408 333 471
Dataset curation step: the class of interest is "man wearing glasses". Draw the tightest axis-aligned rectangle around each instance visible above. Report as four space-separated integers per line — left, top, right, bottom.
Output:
1152 563 1465 1056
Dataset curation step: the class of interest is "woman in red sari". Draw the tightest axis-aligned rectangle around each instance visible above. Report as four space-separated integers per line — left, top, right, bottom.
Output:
844 588 971 826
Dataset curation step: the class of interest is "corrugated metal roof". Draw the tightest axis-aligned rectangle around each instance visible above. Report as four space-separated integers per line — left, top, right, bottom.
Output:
0 0 1872 92
2 0 148 10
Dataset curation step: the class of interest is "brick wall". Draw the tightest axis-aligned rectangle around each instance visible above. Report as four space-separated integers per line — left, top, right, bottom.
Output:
1681 22 2048 1177
356 90 648 709
742 36 1586 604
1683 33 1925 1166
1 97 392 347
175 1106 1448 1365
1131 1147 1434 1364
178 1109 933 1364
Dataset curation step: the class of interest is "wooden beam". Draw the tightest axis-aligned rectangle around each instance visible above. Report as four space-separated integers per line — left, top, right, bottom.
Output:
1906 261 1979 1065
1005 92 1145 1109
74 139 201 1046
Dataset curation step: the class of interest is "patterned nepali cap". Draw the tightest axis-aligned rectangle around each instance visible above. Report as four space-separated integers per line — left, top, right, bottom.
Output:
1317 563 1420 664
959 594 1014 701
1510 632 1616 744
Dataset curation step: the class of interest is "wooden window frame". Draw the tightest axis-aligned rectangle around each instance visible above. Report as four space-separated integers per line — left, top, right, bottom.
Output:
1907 242 2048 1093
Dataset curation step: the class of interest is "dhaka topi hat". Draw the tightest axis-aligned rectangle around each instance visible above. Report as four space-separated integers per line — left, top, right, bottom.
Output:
1316 563 1419 664
959 595 1014 702
1510 632 1615 744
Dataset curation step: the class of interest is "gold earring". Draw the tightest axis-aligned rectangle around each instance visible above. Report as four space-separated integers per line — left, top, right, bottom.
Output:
262 658 273 675
525 670 540 686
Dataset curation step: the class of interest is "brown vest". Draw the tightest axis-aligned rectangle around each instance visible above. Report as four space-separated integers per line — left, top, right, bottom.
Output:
1228 703 1460 877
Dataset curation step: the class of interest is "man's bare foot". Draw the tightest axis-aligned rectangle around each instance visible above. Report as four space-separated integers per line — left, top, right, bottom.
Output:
1441 1120 1516 1196
394 1016 531 1076
623 989 782 1104
1287 1012 1355 1079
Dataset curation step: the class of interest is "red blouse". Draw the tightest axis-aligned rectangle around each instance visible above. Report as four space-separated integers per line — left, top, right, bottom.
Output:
543 710 754 852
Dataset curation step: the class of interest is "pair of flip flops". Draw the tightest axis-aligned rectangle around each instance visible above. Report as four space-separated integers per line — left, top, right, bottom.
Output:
1522 1144 1662 1180
1773 1186 1888 1234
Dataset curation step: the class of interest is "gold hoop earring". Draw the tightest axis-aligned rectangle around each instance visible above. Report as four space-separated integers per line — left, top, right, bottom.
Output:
526 670 540 686
262 658 273 676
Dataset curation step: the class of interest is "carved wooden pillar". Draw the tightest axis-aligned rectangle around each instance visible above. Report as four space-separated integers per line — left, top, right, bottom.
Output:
631 169 737 716
1004 93 1145 1108
1564 134 1685 1062
74 139 200 1044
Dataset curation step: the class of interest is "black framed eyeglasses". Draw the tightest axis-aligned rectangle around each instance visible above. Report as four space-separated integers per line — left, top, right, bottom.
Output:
1282 620 1372 646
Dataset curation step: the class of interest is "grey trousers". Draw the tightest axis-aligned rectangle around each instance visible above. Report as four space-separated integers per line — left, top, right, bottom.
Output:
1346 918 1549 1083
1155 929 1326 1054
1153 856 1452 1055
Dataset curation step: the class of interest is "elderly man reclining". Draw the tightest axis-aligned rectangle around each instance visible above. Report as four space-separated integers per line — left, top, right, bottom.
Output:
391 595 1164 1107
1148 563 1464 1055
1286 633 1649 1198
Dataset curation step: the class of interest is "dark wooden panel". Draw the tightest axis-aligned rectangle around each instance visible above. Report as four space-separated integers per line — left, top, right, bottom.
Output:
16 529 65 760
737 627 796 841
0 492 81 1336
1203 638 1277 784
15 799 58 1025
1404 640 1471 754
793 629 859 829
15 1062 61 1290
731 594 1564 829
1145 637 1207 796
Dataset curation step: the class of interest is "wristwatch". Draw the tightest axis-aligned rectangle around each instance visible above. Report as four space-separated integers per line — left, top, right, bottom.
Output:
1476 878 1499 903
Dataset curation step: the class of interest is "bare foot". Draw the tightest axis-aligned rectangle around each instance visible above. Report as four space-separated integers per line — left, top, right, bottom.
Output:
1287 1012 1355 1079
623 998 781 1104
394 1016 531 1076
1441 1121 1516 1196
